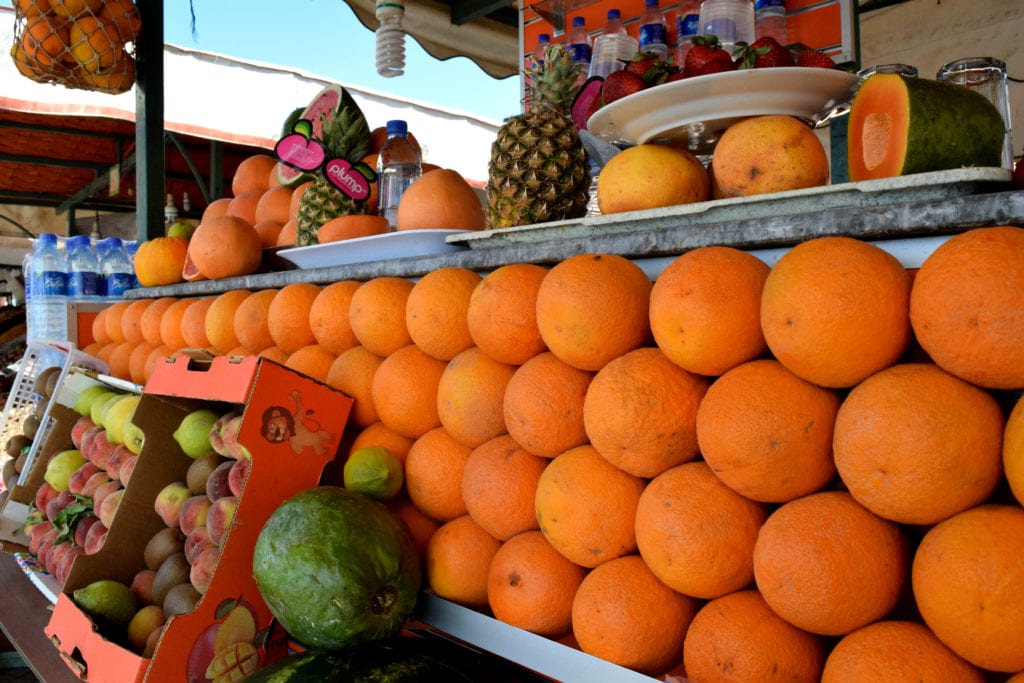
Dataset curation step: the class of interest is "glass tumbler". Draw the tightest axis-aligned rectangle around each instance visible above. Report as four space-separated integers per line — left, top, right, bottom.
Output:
697 0 755 53
937 57 1013 170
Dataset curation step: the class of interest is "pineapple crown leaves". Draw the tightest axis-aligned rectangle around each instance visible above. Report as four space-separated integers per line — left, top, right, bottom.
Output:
524 43 583 115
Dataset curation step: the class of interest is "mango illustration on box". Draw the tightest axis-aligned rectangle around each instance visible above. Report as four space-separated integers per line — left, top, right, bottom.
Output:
275 119 376 202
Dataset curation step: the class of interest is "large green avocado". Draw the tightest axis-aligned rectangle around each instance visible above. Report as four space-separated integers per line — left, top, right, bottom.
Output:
252 486 421 651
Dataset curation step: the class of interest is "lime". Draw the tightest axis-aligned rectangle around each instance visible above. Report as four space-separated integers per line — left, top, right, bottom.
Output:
343 446 404 501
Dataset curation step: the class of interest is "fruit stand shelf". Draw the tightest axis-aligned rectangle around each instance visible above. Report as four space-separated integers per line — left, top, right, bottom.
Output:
128 187 1024 299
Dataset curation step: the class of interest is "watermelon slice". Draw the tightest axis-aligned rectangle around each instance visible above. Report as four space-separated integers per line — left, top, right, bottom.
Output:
275 84 344 187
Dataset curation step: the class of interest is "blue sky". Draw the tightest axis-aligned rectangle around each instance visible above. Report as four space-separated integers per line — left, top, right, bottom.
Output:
162 0 520 122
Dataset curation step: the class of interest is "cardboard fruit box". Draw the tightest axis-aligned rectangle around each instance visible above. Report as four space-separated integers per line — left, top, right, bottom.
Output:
45 354 353 683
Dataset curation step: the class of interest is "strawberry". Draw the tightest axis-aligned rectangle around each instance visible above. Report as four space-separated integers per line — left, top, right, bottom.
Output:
683 35 738 78
601 70 647 105
624 51 674 86
735 37 795 69
796 49 836 69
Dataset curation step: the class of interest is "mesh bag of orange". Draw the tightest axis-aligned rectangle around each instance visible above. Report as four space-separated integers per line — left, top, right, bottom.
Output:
10 0 140 94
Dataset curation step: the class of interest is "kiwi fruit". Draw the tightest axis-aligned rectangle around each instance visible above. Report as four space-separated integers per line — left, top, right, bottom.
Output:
22 414 40 441
33 366 61 398
33 397 49 421
44 368 61 397
162 582 201 618
2 459 17 491
151 552 191 606
5 434 30 458
13 452 27 473
144 527 186 571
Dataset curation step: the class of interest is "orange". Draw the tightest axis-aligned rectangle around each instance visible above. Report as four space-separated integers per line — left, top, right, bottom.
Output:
436 347 516 449
275 219 298 246
103 300 130 343
684 589 826 683
349 422 414 463
535 445 645 568
396 169 487 231
309 280 361 356
761 236 911 388
386 498 438 565
267 282 320 353
186 215 263 280
94 342 116 365
68 16 119 73
106 341 134 381
370 344 446 439
81 341 104 358
225 190 262 226
583 347 709 478
201 197 232 223
349 277 415 357
325 346 384 428
288 181 314 220
425 515 501 609
252 220 284 249
21 15 70 68
535 253 652 371
650 246 770 376
134 236 188 287
404 426 471 522
257 346 289 364
833 363 1004 525
231 154 277 196
90 307 111 345
144 344 176 383
487 530 586 638
51 0 102 19
284 344 335 383
204 289 250 355
253 185 292 225
695 359 841 503
467 263 548 365
13 0 52 18
909 226 1024 389
405 267 481 361
77 49 134 93
636 462 767 599
316 215 389 243
98 0 140 42
596 143 710 214
180 297 215 350
159 298 193 351
571 554 697 675
1004 393 1024 506
821 620 984 683
119 298 150 345
753 491 909 636
140 297 176 346
502 351 592 458
233 289 279 353
128 341 157 386
912 504 1024 672
461 435 547 541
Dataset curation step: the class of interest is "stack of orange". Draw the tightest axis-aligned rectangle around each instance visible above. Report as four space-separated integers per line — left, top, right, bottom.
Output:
99 225 1024 679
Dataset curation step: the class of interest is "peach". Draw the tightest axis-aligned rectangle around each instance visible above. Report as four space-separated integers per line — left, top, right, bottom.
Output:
186 452 227 495
205 461 233 502
184 526 214 564
154 481 192 528
54 545 84 584
28 520 55 555
118 454 138 486
72 514 101 547
79 424 103 459
130 568 158 606
92 480 123 513
67 462 102 495
143 624 165 658
189 545 221 594
227 457 251 497
178 496 212 536
84 427 117 471
127 605 166 654
97 488 124 528
106 443 133 481
83 520 108 554
206 496 237 547
34 481 58 513
80 470 113 497
47 541 74 577
45 489 76 522
70 415 95 449
36 527 60 568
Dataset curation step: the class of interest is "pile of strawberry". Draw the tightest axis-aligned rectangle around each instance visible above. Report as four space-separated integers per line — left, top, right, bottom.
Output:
573 36 837 128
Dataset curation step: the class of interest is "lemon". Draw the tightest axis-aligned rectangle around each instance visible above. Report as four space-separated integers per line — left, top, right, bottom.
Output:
172 409 220 459
73 579 137 627
343 446 404 501
44 449 87 492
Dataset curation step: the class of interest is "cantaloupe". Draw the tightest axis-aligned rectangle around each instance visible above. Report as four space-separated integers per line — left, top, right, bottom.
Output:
847 73 1005 181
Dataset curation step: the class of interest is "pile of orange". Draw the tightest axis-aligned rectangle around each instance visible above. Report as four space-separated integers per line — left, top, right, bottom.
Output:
94 225 1024 679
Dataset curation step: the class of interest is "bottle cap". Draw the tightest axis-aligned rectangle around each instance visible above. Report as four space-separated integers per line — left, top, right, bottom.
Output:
572 16 585 28
39 233 57 246
386 119 408 136
68 235 89 248
608 9 621 19
645 0 658 7
539 33 550 43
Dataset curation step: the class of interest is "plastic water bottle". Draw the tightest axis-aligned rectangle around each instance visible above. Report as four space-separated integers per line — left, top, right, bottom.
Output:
100 237 136 299
698 0 755 53
676 0 701 64
638 0 668 59
29 233 67 343
21 249 34 340
376 120 422 230
532 33 551 68
754 0 788 44
66 235 103 304
566 16 592 78
589 9 639 79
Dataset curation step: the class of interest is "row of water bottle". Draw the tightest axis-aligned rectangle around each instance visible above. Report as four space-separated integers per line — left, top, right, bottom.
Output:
23 233 138 344
547 0 788 79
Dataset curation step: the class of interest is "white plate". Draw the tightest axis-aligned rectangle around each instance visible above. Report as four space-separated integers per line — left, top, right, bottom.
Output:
587 67 860 153
278 229 471 269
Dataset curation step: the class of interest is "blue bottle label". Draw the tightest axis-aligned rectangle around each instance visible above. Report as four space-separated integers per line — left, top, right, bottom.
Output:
678 13 699 38
106 273 135 298
639 23 666 48
68 272 100 298
755 0 785 10
567 43 591 64
37 270 67 297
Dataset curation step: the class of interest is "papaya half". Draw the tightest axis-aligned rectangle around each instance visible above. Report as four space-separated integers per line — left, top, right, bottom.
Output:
847 73 1005 181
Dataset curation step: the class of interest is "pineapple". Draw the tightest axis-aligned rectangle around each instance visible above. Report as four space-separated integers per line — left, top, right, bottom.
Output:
295 93 372 246
486 44 591 229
